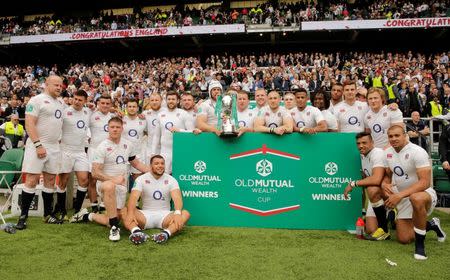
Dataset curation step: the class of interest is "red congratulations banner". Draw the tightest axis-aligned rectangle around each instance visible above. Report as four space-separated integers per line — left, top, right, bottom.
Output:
384 17 450 28
10 24 245 44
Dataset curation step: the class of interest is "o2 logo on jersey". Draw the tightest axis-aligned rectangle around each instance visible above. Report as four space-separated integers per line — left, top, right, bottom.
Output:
296 121 305 128
153 190 165 201
76 120 86 129
393 166 408 179
238 121 246 128
348 116 359 126
104 124 109 132
373 124 382 133
268 123 278 128
165 122 174 130
54 109 62 119
116 156 125 164
363 168 370 177
128 129 138 137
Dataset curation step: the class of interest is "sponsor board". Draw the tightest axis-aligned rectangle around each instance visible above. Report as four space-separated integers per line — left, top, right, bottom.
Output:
173 133 362 230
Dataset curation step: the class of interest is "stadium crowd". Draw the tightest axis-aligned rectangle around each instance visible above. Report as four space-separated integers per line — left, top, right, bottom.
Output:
0 50 449 122
1 0 450 35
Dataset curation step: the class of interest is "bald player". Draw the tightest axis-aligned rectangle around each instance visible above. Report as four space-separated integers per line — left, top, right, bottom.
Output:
17 76 65 229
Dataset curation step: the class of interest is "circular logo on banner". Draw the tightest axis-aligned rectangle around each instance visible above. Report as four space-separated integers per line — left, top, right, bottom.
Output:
116 156 125 164
268 123 278 128
152 118 157 127
153 190 163 200
194 161 206 174
363 168 370 177
165 122 174 130
348 116 358 125
238 121 246 128
128 129 138 137
297 121 306 128
104 124 109 132
393 166 404 176
256 159 272 177
54 109 62 119
373 124 382 133
76 120 85 129
325 162 338 175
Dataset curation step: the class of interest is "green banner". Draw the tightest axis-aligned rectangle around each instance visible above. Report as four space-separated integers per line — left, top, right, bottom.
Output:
173 133 362 230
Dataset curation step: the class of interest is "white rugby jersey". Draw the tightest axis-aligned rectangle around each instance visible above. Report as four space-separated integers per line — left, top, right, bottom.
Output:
322 109 338 131
122 115 146 154
237 108 256 129
152 108 195 154
384 143 431 192
143 108 166 153
361 147 385 177
334 101 369 133
197 99 218 127
61 106 90 151
26 93 64 146
132 172 179 211
290 106 324 129
364 106 403 148
93 137 137 178
256 106 290 128
89 111 114 148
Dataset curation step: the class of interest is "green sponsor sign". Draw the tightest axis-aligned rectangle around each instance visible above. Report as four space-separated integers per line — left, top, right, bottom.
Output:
173 133 362 230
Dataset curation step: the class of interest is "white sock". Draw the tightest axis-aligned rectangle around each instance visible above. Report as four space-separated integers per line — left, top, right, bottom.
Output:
131 227 141 233
164 229 172 236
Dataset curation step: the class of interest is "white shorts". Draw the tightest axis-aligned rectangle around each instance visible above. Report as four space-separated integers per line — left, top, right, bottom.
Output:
366 188 437 219
22 141 61 174
96 181 127 209
60 149 89 173
139 209 172 229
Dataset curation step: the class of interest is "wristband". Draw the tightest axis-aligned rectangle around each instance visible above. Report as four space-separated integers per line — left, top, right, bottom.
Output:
35 144 43 149
269 127 274 134
174 210 182 215
34 141 42 148
299 127 305 133
33 139 40 144
350 181 357 188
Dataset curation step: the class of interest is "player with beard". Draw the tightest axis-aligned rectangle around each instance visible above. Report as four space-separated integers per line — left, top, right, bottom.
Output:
125 155 190 245
291 88 327 134
88 95 115 212
122 99 147 178
16 76 64 229
76 117 150 241
364 88 403 149
180 92 198 120
152 91 200 174
383 125 446 260
343 132 390 240
236 90 255 135
328 83 343 113
196 81 222 136
254 90 293 135
143 93 165 163
55 90 90 222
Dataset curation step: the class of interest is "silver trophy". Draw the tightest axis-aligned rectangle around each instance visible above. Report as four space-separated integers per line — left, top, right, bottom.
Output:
220 90 239 137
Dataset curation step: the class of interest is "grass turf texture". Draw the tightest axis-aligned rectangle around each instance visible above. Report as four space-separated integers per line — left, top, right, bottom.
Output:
0 211 449 280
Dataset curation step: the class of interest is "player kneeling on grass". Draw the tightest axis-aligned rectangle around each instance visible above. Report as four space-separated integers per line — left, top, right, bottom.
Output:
124 155 190 245
344 132 390 241
382 125 446 260
72 117 150 242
